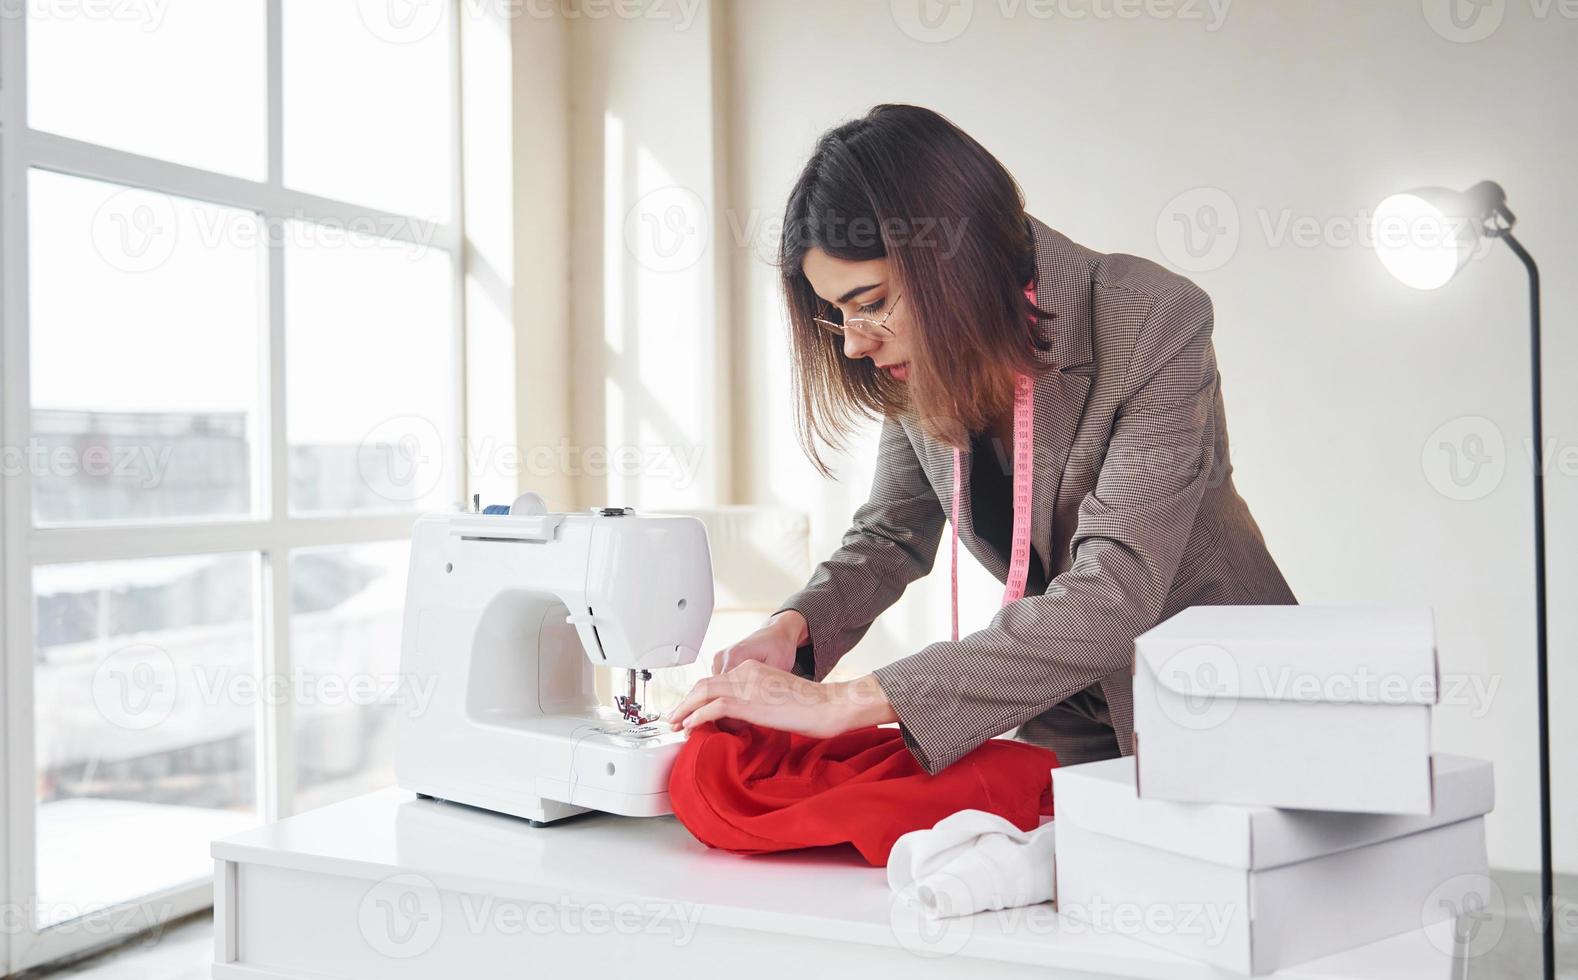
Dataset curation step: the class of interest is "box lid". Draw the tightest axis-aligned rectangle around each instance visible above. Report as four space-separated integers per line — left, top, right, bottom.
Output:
1050 754 1493 870
1134 605 1439 705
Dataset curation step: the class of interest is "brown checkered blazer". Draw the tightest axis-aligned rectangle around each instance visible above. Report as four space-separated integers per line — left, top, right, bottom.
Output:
780 215 1296 775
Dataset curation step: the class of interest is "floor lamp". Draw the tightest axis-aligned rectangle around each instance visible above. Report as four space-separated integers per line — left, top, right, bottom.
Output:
1372 180 1553 980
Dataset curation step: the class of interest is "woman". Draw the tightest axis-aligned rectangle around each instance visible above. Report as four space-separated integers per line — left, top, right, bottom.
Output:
669 104 1295 774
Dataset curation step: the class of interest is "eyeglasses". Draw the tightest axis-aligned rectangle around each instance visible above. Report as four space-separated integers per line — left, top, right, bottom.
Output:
812 293 903 342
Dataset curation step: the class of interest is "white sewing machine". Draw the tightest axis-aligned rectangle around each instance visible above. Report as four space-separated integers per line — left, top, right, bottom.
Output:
395 494 714 825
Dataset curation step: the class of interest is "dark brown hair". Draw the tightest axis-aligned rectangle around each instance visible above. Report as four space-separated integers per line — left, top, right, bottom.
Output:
779 104 1050 475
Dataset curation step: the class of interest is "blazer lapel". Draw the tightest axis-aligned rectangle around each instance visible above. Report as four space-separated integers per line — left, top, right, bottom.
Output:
1026 215 1096 582
933 432 1009 581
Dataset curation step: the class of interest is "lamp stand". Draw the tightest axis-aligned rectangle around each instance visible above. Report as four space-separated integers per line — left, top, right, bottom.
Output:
1492 226 1554 980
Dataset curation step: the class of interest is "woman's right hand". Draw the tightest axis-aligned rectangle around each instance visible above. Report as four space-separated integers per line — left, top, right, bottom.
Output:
710 610 809 675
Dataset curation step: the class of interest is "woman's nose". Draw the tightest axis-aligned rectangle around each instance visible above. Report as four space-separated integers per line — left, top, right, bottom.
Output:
843 331 879 360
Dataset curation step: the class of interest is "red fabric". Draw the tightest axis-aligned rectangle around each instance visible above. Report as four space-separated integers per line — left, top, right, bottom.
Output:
668 721 1058 866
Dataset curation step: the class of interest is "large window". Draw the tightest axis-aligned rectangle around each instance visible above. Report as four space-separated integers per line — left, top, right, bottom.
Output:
2 2 463 970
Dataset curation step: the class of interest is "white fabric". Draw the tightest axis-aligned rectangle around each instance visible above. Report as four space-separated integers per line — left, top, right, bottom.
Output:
886 809 1056 919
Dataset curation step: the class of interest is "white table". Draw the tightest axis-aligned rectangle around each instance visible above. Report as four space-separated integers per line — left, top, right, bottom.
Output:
211 788 1465 979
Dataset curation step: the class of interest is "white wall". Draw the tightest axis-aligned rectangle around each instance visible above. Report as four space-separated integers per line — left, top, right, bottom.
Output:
566 0 730 511
719 0 1576 875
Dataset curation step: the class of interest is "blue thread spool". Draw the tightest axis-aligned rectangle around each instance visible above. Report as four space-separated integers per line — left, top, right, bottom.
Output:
482 504 511 515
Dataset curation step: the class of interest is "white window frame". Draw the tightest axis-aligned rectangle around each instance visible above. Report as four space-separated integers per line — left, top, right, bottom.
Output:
0 1 467 971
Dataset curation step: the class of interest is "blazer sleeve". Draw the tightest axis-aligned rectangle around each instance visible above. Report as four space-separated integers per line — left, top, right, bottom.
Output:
775 415 947 682
871 281 1220 774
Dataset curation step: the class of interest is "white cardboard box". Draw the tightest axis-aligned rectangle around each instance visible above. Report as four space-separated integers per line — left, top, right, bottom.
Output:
1132 605 1439 813
1052 754 1493 975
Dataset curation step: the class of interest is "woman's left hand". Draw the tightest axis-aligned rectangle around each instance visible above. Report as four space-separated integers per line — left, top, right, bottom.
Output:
667 660 897 737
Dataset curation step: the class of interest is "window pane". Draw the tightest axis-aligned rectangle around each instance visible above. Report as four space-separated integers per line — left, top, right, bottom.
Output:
285 221 455 514
291 541 409 812
28 170 264 525
27 2 265 180
33 554 259 928
283 0 453 219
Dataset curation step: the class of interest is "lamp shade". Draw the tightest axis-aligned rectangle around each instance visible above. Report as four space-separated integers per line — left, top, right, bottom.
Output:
1371 181 1506 290
1372 188 1477 289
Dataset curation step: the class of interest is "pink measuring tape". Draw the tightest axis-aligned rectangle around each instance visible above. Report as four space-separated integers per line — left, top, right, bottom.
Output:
949 283 1038 642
